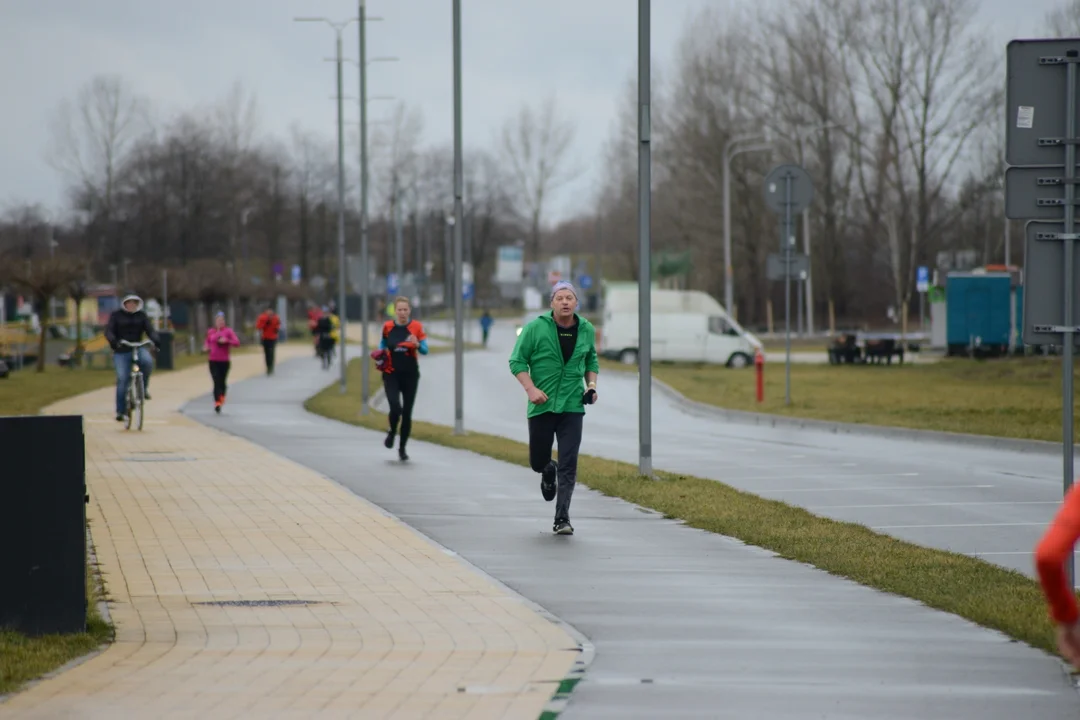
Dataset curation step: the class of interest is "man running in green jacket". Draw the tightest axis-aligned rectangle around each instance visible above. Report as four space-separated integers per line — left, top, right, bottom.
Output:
509 280 600 535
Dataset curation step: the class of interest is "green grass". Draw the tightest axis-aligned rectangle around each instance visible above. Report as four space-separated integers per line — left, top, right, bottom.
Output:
306 358 1071 662
0 543 112 694
603 356 1079 443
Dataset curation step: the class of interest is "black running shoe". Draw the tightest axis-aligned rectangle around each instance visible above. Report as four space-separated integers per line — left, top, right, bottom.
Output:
399 447 409 462
384 430 395 449
541 460 557 502
115 413 124 422
553 519 574 535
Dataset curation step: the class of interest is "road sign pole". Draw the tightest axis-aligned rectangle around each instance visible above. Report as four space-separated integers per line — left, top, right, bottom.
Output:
786 169 794 405
637 0 653 478
1064 54 1078 588
452 0 465 436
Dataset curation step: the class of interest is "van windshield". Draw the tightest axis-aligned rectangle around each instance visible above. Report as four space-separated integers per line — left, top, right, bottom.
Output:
708 316 738 336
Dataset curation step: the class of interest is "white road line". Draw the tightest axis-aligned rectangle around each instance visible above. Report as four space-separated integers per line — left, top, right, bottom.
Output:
766 484 994 493
813 500 1058 509
972 557 1071 561
734 472 920 482
872 522 1047 529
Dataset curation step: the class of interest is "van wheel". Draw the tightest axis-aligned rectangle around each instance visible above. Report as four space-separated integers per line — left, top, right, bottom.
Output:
619 349 638 365
727 352 751 369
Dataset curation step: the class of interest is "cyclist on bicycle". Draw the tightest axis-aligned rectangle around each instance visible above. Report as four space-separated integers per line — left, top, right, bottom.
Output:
105 294 161 422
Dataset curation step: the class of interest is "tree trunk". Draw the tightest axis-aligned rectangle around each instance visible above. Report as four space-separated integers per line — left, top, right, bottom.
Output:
36 299 48 373
74 298 84 363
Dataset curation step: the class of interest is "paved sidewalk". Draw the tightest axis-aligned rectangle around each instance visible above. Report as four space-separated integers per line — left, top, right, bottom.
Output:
1 348 578 719
197 358 1080 719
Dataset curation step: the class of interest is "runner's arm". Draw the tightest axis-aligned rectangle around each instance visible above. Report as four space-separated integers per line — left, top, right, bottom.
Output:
509 323 535 390
1036 484 1080 624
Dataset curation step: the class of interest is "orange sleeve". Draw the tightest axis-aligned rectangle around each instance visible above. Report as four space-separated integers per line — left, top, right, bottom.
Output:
1035 483 1080 624
410 321 426 340
382 321 393 338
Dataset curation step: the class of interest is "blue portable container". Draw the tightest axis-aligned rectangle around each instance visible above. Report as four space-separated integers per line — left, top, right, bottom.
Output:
946 272 1014 356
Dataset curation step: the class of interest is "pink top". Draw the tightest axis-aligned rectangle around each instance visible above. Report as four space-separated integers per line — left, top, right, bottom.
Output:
205 327 240 362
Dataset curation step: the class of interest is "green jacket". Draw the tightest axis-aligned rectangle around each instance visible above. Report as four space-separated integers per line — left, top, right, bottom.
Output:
509 312 600 418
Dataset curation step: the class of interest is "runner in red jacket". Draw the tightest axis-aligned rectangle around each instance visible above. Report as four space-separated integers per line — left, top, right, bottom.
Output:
255 305 281 375
1035 483 1080 666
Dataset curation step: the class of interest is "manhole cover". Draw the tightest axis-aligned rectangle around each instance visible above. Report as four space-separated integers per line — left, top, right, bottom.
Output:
192 599 323 608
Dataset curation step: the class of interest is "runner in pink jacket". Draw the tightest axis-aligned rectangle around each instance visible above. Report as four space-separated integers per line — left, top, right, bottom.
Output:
205 312 240 413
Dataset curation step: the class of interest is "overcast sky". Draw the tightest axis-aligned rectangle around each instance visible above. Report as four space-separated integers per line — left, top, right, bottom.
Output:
0 0 1050 225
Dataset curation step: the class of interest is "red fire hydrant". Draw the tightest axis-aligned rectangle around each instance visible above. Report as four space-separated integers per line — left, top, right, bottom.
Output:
754 347 765 403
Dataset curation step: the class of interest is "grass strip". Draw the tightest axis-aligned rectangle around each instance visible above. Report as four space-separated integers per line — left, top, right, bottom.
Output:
306 358 1070 660
605 356 1080 443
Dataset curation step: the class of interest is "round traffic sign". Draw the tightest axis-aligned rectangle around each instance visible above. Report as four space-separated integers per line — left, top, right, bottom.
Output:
763 164 814 216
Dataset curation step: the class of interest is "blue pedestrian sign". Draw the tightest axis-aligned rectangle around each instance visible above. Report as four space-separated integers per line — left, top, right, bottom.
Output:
916 266 929 293
578 274 592 290
463 282 474 301
387 273 399 295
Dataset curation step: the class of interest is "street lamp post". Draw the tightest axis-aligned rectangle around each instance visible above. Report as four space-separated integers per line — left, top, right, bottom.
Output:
722 134 771 318
638 0 652 477
295 15 359 394
354 3 394 413
452 0 465 436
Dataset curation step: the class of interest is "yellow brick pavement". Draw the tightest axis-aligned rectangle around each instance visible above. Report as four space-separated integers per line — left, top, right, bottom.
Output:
2 348 578 719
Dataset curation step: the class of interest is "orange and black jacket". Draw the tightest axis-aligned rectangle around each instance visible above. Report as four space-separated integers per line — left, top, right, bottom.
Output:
1036 483 1080 624
379 319 428 373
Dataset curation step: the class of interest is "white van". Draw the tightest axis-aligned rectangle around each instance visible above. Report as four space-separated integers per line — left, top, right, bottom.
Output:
600 284 761 368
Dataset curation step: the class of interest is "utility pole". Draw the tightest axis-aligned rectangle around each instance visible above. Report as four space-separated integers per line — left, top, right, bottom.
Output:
452 0 465 435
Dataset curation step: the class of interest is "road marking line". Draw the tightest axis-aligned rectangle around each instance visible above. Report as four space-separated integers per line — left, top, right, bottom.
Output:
815 500 1057 509
872 522 1047 529
767 484 994 493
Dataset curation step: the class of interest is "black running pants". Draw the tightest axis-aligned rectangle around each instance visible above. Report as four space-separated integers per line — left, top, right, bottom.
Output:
383 371 420 447
528 411 583 521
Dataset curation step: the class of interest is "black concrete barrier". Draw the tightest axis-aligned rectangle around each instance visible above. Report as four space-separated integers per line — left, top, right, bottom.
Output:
0 415 87 635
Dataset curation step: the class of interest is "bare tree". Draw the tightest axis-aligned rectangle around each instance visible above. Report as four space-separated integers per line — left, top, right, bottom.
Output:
2 253 87 372
45 75 149 266
1046 0 1080 36
499 95 579 261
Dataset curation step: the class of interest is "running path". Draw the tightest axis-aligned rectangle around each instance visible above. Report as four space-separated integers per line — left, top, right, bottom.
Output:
1 347 578 719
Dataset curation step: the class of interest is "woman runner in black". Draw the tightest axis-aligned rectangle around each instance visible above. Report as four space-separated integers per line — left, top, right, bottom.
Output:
379 296 428 460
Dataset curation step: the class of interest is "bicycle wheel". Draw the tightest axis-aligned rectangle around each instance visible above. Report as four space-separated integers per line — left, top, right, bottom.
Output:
124 382 134 430
133 373 145 431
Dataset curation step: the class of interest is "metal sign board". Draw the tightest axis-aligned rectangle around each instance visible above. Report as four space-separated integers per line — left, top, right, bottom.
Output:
1022 221 1080 346
1007 39 1080 167
916 266 930 293
1004 165 1080 219
766 252 810 281
386 272 399 295
579 274 593 290
763 164 814 216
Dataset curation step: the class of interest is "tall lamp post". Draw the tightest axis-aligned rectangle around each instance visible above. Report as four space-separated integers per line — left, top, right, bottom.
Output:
355 1 394 412
722 134 772 318
294 15 359 393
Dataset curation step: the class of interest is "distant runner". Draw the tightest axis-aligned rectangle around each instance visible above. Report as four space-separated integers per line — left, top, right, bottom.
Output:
255 304 281 375
378 296 429 461
205 311 240 413
508 281 599 536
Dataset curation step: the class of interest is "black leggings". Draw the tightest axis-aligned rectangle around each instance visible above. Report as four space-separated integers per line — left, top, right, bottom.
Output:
528 412 584 522
383 371 419 447
209 360 230 401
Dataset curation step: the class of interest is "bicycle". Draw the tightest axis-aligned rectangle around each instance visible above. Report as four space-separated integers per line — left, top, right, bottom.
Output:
119 339 154 431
